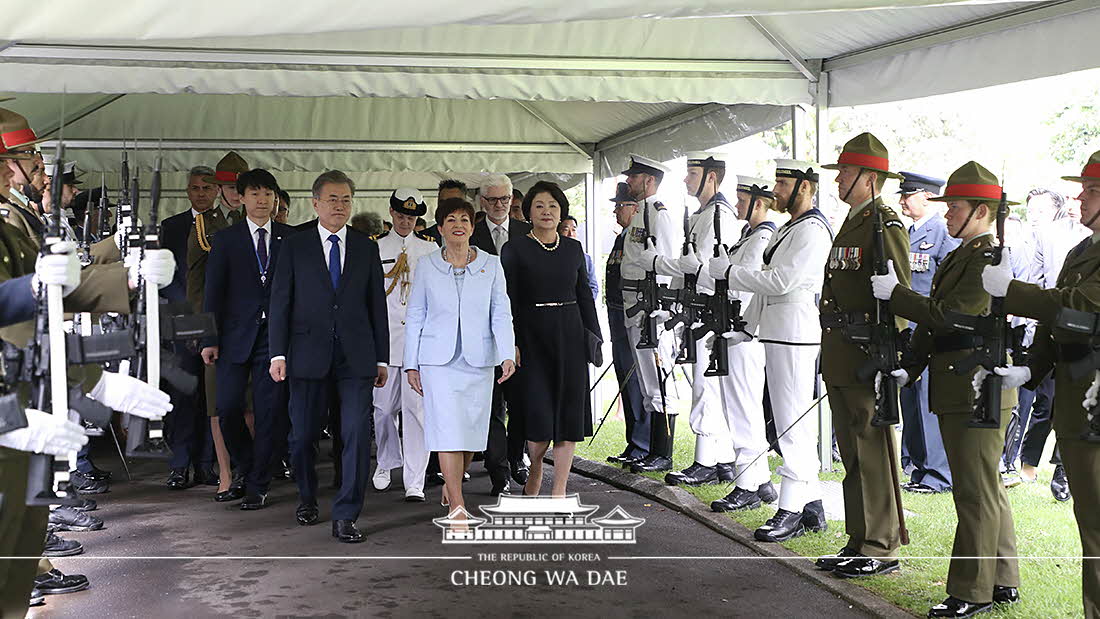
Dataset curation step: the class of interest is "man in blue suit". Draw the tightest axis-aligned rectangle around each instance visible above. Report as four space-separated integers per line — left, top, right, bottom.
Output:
202 168 293 510
269 170 389 543
897 171 959 494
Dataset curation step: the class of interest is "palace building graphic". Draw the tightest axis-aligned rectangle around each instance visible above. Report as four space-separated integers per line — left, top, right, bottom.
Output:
432 494 646 544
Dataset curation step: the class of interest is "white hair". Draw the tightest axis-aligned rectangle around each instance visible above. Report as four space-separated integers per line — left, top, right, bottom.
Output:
479 173 512 196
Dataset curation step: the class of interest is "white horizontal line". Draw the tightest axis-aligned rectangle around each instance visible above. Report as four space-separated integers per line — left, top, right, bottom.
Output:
0 556 472 560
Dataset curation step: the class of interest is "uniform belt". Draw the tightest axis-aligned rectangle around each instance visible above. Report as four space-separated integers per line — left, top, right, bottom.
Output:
819 311 870 329
764 290 817 307
1057 342 1091 363
932 333 982 353
534 300 577 307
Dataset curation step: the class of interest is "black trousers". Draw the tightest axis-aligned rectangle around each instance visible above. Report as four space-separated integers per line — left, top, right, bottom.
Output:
288 342 375 522
217 324 288 495
1018 375 1061 467
166 346 214 472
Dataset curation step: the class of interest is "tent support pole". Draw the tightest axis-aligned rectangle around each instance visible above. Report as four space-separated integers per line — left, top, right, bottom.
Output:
815 70 832 474
514 101 592 158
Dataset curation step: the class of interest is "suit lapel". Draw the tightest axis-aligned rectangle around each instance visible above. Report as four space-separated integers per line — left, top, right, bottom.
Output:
307 230 336 293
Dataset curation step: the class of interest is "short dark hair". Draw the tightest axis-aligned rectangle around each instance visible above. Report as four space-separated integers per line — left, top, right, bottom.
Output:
1027 187 1067 218
435 198 476 226
277 189 290 207
512 188 523 203
312 170 355 199
350 212 384 236
521 180 570 222
236 168 279 195
438 179 467 194
415 217 427 227
561 215 579 226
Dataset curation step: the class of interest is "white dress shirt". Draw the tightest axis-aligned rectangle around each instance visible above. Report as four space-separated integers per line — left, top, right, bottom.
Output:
486 217 508 252
246 217 272 260
319 223 347 271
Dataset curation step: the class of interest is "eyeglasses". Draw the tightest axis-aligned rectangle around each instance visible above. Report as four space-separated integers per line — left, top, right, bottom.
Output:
321 198 353 207
482 196 511 206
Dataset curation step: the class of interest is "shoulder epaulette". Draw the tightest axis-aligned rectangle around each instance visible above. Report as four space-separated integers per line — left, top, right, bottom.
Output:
369 230 389 241
653 201 666 211
0 208 9 217
884 219 905 230
415 230 434 242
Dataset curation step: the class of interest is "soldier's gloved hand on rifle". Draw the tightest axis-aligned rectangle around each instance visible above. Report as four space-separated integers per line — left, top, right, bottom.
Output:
32 240 81 297
1083 371 1100 422
870 259 901 301
0 408 88 458
708 252 732 281
633 239 660 272
980 249 1014 297
126 248 176 290
972 365 1030 398
677 250 703 276
89 371 173 421
649 308 670 324
888 367 910 387
706 329 752 350
113 216 133 251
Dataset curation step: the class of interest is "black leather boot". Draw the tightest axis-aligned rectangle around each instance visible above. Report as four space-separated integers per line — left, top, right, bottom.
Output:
754 509 806 542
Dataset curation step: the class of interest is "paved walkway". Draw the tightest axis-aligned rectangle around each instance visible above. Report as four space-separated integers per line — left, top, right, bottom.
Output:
31 451 874 619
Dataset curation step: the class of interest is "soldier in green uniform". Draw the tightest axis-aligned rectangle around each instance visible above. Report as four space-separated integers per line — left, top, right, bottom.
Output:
0 108 48 243
182 151 248 494
982 150 1100 619
815 133 912 578
871 161 1021 617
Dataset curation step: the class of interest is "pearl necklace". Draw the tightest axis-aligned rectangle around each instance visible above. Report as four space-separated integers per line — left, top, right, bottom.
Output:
528 232 561 251
442 246 475 268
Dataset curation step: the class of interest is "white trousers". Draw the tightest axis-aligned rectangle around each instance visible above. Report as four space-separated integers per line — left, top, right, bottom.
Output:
718 339 769 490
627 323 675 415
372 365 429 492
763 342 822 512
688 337 735 466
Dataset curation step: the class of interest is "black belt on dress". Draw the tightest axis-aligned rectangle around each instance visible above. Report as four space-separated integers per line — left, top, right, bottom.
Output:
533 300 577 307
932 333 983 353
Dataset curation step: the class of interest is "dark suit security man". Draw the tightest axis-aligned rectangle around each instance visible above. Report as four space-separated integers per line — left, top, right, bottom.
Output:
897 171 959 494
269 170 389 543
202 169 293 510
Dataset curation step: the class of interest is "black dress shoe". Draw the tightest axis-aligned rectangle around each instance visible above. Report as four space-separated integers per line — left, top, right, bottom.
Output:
43 532 84 557
666 462 718 486
71 498 97 512
715 462 736 483
510 464 530 486
904 482 950 494
833 557 900 578
618 453 647 467
1051 465 1071 502
754 509 806 542
214 486 246 502
296 502 319 526
756 481 778 504
230 473 246 491
630 454 673 473
927 596 992 617
79 467 112 482
800 500 827 533
273 460 293 480
166 468 191 490
491 479 511 497
33 569 90 595
711 487 762 512
332 519 364 543
607 451 635 464
815 547 861 571
192 467 219 487
992 586 1019 605
48 506 104 532
240 494 268 510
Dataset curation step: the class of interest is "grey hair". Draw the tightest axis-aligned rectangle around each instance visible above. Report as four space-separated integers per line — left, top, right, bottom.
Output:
478 173 512 196
312 170 356 199
188 165 215 179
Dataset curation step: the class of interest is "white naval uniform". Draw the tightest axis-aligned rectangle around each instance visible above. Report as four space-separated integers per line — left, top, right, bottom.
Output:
726 208 832 512
621 196 682 417
651 194 739 466
717 220 776 490
372 229 437 492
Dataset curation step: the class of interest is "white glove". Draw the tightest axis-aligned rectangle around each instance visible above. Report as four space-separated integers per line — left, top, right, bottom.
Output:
113 215 133 251
33 241 80 297
633 239 659 272
972 365 1031 399
709 253 732 281
1083 371 1100 421
870 259 900 301
127 249 176 289
89 371 173 420
649 309 670 324
0 408 88 458
722 330 752 345
889 367 910 387
677 252 703 277
981 250 1014 297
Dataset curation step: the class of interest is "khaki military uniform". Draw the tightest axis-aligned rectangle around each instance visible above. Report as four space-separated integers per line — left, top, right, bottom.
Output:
820 197 911 558
0 197 43 244
1005 236 1100 618
891 233 1019 602
187 206 242 416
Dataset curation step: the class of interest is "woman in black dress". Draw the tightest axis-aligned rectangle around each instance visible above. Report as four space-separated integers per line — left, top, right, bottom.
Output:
501 181 602 497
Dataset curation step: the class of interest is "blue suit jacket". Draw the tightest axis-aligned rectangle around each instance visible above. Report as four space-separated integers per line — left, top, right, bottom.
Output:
203 220 293 363
908 215 959 297
268 225 389 379
403 250 515 369
159 209 194 304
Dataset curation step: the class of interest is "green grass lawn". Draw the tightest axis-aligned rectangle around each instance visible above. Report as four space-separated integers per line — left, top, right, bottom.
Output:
578 415 1085 618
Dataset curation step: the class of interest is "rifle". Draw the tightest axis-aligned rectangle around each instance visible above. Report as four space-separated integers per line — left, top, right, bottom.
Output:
97 173 112 241
622 199 672 350
703 195 746 377
1053 307 1100 443
25 129 79 507
663 202 700 364
943 189 1018 428
141 151 164 441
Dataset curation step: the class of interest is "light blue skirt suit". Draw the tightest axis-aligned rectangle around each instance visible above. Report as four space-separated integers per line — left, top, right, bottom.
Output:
403 249 515 452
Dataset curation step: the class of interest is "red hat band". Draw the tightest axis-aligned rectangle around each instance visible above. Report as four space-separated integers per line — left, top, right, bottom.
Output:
837 151 889 171
215 170 239 182
1082 163 1100 179
1 128 37 149
944 183 1002 201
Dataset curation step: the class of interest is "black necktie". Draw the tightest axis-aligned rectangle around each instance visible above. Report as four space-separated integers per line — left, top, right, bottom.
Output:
257 228 269 274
